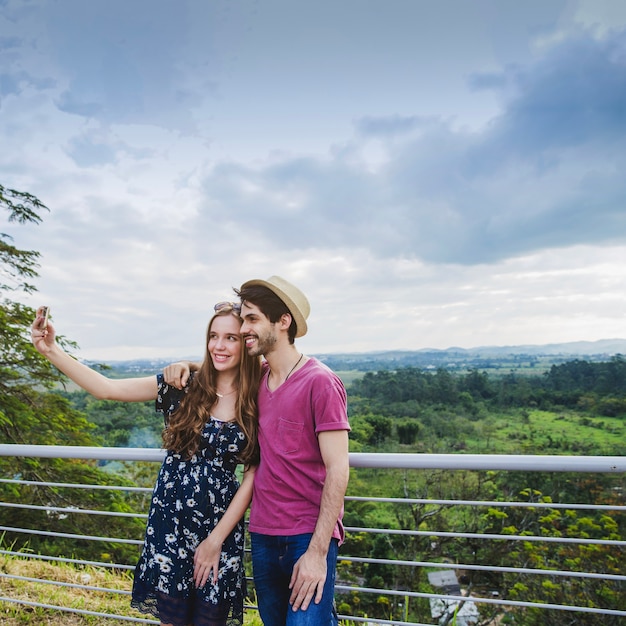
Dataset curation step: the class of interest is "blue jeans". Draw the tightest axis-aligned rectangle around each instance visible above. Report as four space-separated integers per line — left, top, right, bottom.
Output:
250 533 339 626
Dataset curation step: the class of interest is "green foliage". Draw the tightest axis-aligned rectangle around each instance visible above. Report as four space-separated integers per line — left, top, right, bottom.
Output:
397 419 420 445
3 183 626 623
342 466 625 624
344 361 626 624
501 493 625 626
349 359 626 417
0 183 47 295
347 362 626 456
57 390 163 448
0 184 149 564
1 186 88 447
1 552 265 624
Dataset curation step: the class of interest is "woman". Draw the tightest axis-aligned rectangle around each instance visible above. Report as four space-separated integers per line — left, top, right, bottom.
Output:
31 303 261 626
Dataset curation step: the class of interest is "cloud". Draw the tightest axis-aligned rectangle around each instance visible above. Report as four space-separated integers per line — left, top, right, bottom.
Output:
479 31 626 152
355 115 429 137
182 27 626 267
1 0 204 131
3 2 626 359
67 136 118 168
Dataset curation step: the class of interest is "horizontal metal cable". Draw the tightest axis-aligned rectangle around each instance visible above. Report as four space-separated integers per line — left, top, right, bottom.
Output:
340 555 626 581
10 494 621 519
3 496 620 521
336 614 431 626
334 584 626 617
0 525 143 546
6 574 620 622
0 477 153 493
0 596 158 623
345 525 626 546
0 595 261 624
4 476 622 509
0 549 135 570
345 495 626 511
0 572 131 595
0 501 148 519
2 445 624 623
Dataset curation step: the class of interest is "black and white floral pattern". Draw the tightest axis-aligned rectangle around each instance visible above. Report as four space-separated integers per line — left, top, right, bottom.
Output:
131 374 247 625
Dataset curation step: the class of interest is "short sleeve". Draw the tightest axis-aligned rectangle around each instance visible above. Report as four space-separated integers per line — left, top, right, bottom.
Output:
312 369 350 434
155 372 191 426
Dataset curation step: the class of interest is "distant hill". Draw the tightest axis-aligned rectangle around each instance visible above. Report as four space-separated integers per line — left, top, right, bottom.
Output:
88 338 626 377
440 338 626 357
316 339 626 372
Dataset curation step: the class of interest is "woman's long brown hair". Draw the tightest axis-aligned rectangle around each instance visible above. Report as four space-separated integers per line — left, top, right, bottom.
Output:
162 307 262 465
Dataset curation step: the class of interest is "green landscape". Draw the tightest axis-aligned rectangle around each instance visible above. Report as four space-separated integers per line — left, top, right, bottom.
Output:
2 354 625 624
1 187 624 623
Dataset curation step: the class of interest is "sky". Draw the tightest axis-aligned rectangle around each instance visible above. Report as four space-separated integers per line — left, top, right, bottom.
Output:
2 0 626 361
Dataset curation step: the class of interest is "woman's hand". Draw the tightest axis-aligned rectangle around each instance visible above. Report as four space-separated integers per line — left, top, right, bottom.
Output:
193 534 222 588
31 306 56 356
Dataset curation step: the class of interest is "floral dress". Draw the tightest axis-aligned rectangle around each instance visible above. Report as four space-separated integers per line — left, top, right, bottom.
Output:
131 374 247 626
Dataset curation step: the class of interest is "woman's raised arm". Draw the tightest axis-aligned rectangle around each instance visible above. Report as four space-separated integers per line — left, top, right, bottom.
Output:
31 307 158 402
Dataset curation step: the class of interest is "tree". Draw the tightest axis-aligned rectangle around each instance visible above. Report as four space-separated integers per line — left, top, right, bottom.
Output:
502 493 625 626
397 419 420 445
363 414 393 446
0 183 77 431
0 183 70 390
1 183 47 291
0 184 145 564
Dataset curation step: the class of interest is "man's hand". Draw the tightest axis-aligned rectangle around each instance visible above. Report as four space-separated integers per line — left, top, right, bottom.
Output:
288 548 327 611
163 362 191 389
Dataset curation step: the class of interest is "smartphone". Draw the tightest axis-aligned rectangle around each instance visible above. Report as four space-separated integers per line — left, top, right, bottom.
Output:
41 306 50 329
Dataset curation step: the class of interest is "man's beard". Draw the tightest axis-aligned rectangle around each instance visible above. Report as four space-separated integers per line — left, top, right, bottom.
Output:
246 328 277 357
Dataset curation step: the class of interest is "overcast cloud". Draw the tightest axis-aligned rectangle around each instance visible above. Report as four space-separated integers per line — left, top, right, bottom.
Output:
1 0 626 360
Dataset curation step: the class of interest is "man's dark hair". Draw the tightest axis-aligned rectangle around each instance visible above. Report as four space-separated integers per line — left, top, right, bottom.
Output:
236 284 298 344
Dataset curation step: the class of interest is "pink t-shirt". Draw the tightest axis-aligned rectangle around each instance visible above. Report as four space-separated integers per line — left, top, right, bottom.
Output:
248 358 350 542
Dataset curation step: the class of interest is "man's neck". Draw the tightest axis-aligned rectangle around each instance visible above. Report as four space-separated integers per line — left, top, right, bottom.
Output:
264 345 305 389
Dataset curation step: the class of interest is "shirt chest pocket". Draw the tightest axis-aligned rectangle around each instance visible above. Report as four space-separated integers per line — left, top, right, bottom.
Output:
277 417 304 454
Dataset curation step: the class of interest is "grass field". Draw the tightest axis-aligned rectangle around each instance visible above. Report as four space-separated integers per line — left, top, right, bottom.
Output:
0 556 264 625
477 409 626 455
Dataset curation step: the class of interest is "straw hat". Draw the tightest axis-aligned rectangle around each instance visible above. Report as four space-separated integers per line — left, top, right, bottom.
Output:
240 275 310 337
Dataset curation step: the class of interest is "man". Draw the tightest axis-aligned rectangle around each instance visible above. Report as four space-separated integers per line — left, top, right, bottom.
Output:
165 276 350 625
236 276 350 626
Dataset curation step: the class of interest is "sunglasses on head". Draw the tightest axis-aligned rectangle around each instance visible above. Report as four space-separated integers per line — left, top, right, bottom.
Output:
214 301 242 314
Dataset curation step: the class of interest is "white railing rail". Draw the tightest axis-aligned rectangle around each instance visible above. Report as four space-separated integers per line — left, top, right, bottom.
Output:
3 444 625 471
0 444 624 625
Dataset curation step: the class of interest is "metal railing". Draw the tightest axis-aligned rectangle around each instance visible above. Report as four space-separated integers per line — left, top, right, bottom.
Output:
0 444 624 625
